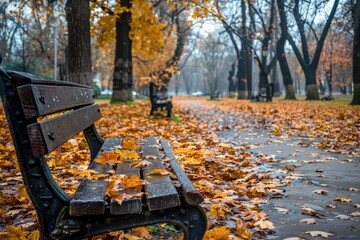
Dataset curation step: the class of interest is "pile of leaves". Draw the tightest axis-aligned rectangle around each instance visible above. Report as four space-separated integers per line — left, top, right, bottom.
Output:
0 97 359 239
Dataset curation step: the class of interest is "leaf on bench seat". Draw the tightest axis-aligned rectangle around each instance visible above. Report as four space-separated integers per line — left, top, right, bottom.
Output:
121 138 139 150
132 160 152 168
94 149 140 165
146 168 173 177
111 192 144 206
110 138 143 215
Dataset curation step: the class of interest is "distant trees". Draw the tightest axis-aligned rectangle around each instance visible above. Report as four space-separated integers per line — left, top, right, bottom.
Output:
1 0 358 104
198 34 227 99
286 0 340 100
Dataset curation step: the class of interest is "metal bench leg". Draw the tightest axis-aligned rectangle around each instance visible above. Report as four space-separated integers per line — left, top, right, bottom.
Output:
180 205 207 240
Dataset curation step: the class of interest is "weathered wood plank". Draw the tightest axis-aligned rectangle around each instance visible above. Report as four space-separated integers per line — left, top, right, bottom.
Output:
69 179 108 216
110 138 142 214
141 137 180 211
8 70 92 88
17 84 94 120
160 139 204 206
27 104 102 157
70 138 122 216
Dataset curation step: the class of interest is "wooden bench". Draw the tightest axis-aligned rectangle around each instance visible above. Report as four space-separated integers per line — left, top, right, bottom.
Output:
0 68 207 240
149 82 172 117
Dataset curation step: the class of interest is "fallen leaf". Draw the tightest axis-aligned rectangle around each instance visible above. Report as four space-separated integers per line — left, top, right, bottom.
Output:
132 160 153 168
112 192 144 205
312 190 329 195
304 231 333 238
275 207 290 214
146 169 173 177
333 197 352 202
350 211 360 217
122 138 139 149
335 214 350 220
301 206 322 218
204 226 231 240
326 204 337 209
300 218 317 224
132 227 152 239
235 220 251 240
254 220 275 230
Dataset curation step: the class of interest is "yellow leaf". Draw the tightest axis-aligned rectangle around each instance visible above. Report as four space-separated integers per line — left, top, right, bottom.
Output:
121 175 144 189
236 220 251 239
122 138 139 149
204 226 230 240
334 197 352 202
146 169 173 177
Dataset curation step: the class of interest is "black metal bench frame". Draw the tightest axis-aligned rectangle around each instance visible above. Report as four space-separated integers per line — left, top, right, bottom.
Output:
149 82 172 118
0 69 206 240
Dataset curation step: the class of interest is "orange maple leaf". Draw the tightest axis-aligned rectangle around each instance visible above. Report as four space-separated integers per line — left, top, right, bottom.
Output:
122 138 139 150
203 226 230 240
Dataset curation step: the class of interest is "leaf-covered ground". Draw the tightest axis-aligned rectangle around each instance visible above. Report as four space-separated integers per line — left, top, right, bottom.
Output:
0 97 359 239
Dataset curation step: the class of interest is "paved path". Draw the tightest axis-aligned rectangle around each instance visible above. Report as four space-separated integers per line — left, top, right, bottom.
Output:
176 99 360 240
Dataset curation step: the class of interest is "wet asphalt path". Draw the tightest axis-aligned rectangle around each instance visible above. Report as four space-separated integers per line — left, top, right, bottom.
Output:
176 99 360 240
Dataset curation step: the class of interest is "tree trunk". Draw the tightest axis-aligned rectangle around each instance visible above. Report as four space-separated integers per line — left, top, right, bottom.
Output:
351 0 360 105
246 44 252 98
237 0 247 99
111 0 133 103
66 0 92 85
237 57 247 99
305 70 319 100
228 63 236 95
276 0 296 99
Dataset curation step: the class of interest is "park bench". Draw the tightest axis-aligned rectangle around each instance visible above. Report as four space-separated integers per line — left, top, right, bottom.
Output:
149 82 172 117
0 67 207 239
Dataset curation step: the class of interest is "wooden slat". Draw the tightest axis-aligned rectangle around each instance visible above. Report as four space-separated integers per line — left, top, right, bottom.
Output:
70 138 121 216
142 137 180 211
27 104 102 157
110 139 142 215
8 70 92 88
160 139 204 206
17 84 94 119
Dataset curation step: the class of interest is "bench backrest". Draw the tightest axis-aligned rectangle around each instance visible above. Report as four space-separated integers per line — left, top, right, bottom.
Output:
1 71 103 157
0 69 104 230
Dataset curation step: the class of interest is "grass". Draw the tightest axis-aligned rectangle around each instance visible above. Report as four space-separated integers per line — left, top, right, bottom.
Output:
272 94 359 108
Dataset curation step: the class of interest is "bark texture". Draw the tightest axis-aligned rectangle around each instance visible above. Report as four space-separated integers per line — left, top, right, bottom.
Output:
66 0 92 85
111 0 133 103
